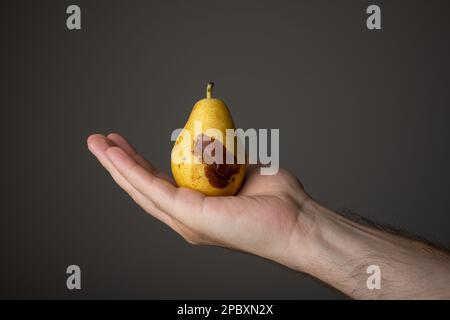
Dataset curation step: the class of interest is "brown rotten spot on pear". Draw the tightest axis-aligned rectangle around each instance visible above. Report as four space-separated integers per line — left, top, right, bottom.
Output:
194 134 241 189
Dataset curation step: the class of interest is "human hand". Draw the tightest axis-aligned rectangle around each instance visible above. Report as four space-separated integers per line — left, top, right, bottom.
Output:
87 133 450 299
87 133 316 270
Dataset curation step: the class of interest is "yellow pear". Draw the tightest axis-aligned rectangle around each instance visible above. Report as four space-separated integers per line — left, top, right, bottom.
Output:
171 83 246 196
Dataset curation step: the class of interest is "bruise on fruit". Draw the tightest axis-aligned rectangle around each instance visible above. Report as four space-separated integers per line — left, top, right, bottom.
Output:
205 163 240 189
194 134 241 189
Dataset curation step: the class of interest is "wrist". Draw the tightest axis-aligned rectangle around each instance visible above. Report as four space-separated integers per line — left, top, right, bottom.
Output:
283 197 373 294
274 196 336 273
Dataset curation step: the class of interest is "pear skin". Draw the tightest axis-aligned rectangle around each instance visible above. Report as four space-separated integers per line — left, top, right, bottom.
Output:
171 83 246 196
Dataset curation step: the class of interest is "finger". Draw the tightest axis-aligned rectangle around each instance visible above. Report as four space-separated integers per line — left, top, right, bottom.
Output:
105 146 204 224
107 133 176 185
106 133 138 158
87 134 178 229
88 135 200 241
87 134 156 210
107 133 153 171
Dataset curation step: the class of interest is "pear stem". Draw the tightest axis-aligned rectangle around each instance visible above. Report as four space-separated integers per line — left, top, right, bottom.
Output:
206 82 214 98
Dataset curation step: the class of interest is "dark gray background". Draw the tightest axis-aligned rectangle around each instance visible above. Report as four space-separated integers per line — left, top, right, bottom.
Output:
1 0 449 299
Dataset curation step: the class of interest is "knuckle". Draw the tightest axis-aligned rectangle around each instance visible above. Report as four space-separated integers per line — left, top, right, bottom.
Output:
185 238 199 245
129 192 141 205
181 233 201 245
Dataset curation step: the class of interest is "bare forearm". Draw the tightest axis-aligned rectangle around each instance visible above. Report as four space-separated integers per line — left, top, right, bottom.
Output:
288 199 450 299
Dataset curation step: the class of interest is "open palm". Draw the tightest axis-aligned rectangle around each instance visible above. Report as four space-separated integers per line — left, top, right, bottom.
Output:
88 133 311 265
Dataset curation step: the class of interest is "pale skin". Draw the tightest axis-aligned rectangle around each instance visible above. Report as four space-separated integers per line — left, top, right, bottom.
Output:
87 133 450 299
